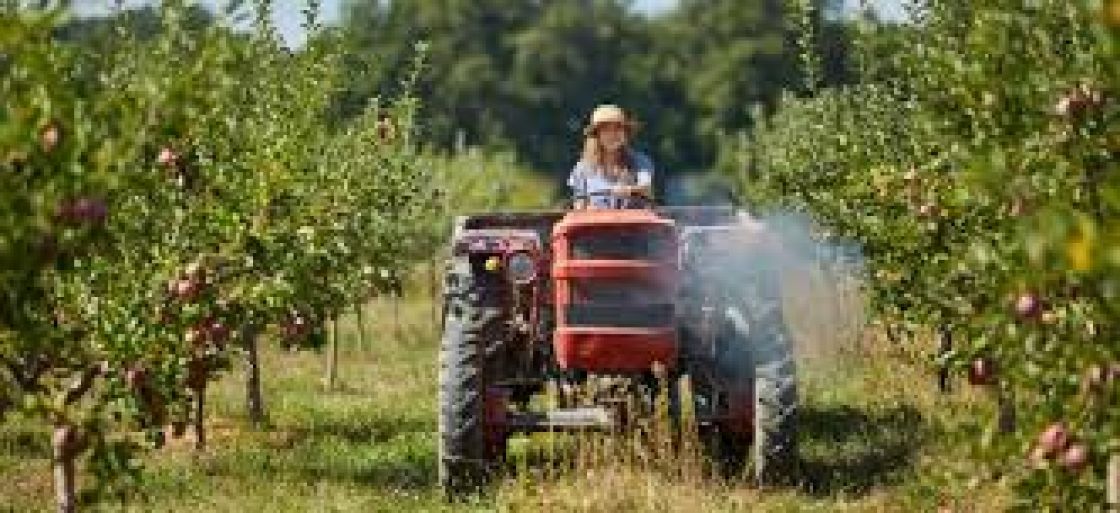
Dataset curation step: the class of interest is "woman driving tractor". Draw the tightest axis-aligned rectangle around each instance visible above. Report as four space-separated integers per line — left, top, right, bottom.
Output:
568 104 655 209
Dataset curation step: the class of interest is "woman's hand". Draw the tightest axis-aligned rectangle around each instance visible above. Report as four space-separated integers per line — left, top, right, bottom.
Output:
612 184 651 198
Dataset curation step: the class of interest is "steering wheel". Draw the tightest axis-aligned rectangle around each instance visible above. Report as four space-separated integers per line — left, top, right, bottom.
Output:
572 190 653 210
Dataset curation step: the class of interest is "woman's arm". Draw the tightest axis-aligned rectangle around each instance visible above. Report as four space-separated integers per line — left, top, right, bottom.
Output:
568 162 589 209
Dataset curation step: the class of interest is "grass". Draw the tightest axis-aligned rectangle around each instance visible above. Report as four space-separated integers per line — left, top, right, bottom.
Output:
0 288 1009 512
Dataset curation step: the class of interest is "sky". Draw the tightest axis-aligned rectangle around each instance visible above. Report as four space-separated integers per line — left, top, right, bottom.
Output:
72 0 906 48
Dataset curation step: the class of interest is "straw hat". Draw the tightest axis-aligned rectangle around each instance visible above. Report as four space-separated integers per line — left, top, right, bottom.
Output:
583 104 639 136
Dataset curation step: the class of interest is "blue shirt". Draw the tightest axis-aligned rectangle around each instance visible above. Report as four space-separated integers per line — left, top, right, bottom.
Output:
567 150 655 209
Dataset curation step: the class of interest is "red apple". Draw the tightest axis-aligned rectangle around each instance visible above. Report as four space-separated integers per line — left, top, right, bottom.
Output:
72 197 108 225
1059 443 1089 472
1014 293 1042 321
40 122 60 153
968 357 997 386
1037 423 1070 458
157 146 179 167
169 278 202 301
282 312 309 339
207 320 230 345
1054 84 1104 120
124 365 148 391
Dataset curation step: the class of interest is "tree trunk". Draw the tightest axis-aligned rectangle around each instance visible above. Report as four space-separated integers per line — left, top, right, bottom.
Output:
429 256 439 326
326 316 338 390
1107 453 1119 511
51 426 80 513
936 327 952 394
392 290 401 340
996 389 1016 434
355 303 367 352
244 325 265 426
193 386 206 451
52 453 76 513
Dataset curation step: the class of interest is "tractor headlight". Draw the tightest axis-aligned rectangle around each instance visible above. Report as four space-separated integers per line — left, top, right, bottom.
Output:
506 253 536 284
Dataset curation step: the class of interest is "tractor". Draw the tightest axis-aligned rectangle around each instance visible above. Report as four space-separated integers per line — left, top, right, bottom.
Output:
438 204 797 495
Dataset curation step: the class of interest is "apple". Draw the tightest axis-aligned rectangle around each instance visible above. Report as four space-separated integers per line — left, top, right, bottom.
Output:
40 122 60 153
169 278 202 301
157 146 179 167
57 197 108 226
968 357 996 386
72 197 108 225
1036 423 1070 458
282 313 309 339
1014 293 1042 320
207 320 230 345
124 365 148 391
1054 84 1104 120
1059 443 1089 472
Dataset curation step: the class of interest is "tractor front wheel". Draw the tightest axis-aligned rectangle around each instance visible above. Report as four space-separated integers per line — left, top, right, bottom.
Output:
438 260 507 497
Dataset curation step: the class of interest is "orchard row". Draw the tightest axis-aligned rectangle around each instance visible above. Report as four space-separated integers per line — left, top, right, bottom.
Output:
1 5 441 512
735 1 1118 508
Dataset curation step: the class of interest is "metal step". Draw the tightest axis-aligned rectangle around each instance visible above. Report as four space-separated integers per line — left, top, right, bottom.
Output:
508 407 618 432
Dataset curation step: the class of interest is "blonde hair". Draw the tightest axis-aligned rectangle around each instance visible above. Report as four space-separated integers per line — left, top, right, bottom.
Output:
580 134 636 183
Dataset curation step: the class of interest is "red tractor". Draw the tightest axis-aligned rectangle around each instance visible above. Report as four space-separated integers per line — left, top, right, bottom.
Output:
438 205 797 494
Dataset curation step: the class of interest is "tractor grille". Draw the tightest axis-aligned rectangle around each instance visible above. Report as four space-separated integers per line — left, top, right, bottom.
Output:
565 303 674 328
570 230 670 260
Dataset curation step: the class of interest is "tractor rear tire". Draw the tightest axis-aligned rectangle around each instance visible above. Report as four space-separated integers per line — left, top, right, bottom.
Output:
698 302 797 485
728 304 798 485
438 259 505 498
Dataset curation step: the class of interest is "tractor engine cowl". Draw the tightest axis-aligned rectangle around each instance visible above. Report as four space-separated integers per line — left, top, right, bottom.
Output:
551 209 679 373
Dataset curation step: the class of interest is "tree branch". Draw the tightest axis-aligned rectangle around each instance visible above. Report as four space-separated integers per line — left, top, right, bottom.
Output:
62 365 100 406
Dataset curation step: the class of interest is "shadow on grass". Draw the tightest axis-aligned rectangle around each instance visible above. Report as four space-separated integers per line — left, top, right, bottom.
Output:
794 402 926 497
